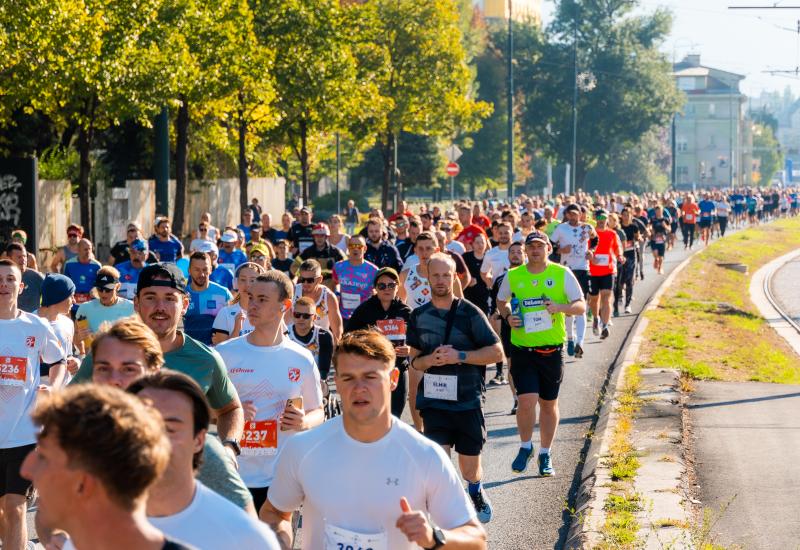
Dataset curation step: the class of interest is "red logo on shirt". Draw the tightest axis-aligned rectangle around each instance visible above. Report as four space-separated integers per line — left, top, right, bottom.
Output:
288 368 301 382
25 336 35 348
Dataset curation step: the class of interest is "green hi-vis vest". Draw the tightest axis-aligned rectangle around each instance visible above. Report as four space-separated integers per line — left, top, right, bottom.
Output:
507 263 569 348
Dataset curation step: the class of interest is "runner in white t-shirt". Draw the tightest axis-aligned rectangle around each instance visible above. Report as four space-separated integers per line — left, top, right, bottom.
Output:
0 260 66 550
261 329 486 549
211 263 266 345
216 270 324 514
480 222 513 286
36 273 78 385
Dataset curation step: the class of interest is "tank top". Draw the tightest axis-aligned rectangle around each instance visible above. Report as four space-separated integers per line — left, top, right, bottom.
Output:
330 234 348 253
287 325 321 365
404 263 431 309
61 245 78 272
293 283 331 331
589 229 618 277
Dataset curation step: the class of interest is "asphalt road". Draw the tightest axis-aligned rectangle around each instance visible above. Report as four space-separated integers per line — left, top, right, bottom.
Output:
19 240 697 550
689 381 800 550
770 257 800 321
476 242 696 549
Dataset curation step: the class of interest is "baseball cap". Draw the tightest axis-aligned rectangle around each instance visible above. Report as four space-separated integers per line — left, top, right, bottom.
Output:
249 243 270 258
595 209 609 220
94 272 119 290
192 240 218 255
130 238 148 252
220 231 238 243
41 274 75 307
300 206 311 214
374 267 400 285
136 263 187 296
312 223 330 236
525 231 550 246
564 204 581 214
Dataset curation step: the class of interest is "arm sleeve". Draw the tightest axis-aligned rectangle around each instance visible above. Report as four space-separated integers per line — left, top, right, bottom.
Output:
496 273 512 302
316 331 334 380
564 269 584 302
206 351 240 410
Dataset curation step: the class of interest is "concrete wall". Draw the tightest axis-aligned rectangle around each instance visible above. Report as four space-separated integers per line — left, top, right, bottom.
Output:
36 180 72 269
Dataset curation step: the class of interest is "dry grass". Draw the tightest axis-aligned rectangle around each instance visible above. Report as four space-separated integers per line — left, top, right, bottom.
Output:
639 217 800 384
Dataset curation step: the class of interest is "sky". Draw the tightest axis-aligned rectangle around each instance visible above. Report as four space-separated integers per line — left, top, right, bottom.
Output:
540 0 800 99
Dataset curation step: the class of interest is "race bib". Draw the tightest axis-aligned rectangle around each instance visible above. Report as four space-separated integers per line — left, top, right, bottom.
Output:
624 241 634 251
0 356 27 387
423 373 458 401
74 293 91 304
655 235 665 244
375 319 406 342
324 524 388 550
594 254 610 266
684 214 694 222
240 420 278 456
298 241 313 253
523 310 553 334
341 292 362 311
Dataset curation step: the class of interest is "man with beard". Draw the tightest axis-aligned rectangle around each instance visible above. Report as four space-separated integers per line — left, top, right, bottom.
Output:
149 218 184 263
364 219 403 271
185 252 232 345
116 238 151 300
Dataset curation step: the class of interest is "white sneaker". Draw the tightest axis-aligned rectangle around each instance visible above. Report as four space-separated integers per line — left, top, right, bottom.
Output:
624 305 632 314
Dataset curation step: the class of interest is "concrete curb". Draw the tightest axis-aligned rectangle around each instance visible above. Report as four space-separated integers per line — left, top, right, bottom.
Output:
566 249 699 549
749 248 800 356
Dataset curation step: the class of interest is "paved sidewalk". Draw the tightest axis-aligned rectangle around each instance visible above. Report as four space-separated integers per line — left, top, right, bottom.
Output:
689 381 800 550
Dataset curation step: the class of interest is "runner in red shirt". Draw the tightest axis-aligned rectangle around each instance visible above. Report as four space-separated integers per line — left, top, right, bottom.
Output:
588 211 624 340
680 195 700 250
456 205 487 251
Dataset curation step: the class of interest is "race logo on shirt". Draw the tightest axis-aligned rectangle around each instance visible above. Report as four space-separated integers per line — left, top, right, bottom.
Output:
25 336 35 348
546 279 554 288
288 368 301 382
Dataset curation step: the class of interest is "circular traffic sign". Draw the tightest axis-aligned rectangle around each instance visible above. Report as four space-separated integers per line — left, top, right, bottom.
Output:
446 162 460 177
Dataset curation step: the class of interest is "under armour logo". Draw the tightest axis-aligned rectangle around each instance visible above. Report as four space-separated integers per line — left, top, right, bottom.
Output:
386 477 399 486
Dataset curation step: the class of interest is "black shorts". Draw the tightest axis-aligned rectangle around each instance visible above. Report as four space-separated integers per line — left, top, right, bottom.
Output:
1 444 35 497
650 243 666 257
421 408 486 456
589 274 614 295
572 269 590 297
249 486 269 513
698 218 712 229
670 222 678 234
510 345 564 401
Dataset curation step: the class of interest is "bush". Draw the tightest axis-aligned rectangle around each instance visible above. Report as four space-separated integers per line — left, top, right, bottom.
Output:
39 146 79 181
312 190 370 220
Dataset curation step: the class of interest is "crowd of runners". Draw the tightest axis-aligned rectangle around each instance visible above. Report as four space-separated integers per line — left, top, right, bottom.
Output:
0 185 797 549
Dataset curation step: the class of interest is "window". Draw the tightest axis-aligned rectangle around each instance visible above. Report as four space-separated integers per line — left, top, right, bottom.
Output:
678 77 696 91
677 166 689 182
708 103 716 117
677 138 688 152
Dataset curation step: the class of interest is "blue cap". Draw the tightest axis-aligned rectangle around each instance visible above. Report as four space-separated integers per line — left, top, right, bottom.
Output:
130 238 148 252
41 274 76 307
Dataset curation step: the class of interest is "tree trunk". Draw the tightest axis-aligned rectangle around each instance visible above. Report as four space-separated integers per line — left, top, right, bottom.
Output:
380 131 394 214
237 96 249 217
173 97 189 236
300 119 309 206
77 125 92 239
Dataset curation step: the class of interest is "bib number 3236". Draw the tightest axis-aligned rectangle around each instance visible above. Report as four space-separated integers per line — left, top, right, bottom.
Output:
324 524 387 550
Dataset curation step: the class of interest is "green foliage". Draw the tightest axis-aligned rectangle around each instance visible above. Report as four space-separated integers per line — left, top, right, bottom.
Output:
752 123 782 185
312 190 369 220
38 146 79 181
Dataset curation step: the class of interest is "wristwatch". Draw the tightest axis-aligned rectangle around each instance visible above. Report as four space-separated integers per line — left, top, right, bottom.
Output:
458 351 467 362
222 439 241 457
424 524 446 550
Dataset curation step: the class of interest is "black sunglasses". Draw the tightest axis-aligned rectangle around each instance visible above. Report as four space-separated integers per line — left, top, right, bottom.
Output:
298 277 317 284
376 282 397 290
293 312 313 319
97 287 115 293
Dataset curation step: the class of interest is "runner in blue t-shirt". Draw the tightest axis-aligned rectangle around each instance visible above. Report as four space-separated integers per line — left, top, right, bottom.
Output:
148 218 184 263
115 238 149 300
332 236 379 320
697 193 716 246
185 252 232 345
63 239 102 314
218 231 248 274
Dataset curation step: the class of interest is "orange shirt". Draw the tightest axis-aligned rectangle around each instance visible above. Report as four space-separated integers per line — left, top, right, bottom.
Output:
589 229 622 277
681 202 700 224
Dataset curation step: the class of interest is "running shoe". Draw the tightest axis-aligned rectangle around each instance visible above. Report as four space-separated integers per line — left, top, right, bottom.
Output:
567 340 575 356
574 344 584 358
511 446 534 473
488 374 503 386
613 308 619 318
510 400 518 415
624 305 632 314
592 318 600 336
470 488 494 523
601 325 610 339
538 452 555 477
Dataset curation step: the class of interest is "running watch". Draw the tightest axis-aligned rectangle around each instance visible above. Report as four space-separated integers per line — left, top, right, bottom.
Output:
458 351 467 362
424 524 446 549
222 439 241 457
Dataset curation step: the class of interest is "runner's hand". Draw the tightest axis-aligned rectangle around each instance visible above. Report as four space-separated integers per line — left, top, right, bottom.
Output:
545 301 561 314
585 250 594 260
507 314 523 328
559 244 572 254
395 345 410 357
242 400 258 422
434 345 459 365
280 404 306 431
396 497 435 548
66 356 81 376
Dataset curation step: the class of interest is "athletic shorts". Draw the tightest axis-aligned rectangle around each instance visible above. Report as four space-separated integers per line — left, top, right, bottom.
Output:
248 486 269 513
572 269 590 297
421 408 486 456
698 218 712 229
650 243 665 257
670 222 678 234
0 444 35 497
589 274 614 295
510 345 564 401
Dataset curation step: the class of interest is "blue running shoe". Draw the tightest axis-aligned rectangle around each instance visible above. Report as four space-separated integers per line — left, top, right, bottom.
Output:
538 452 555 477
512 446 534 473
469 488 493 523
567 340 575 356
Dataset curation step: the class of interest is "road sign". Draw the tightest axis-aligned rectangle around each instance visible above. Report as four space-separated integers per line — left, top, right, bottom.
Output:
446 162 460 177
445 145 462 162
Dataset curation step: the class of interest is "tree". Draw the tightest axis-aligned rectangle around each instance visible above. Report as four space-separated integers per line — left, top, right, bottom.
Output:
351 0 492 212
251 0 378 206
515 0 683 189
752 123 783 185
4 0 175 235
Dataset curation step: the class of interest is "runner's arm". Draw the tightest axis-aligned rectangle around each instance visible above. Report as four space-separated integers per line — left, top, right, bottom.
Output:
398 269 409 302
214 398 244 443
259 499 294 550
327 292 343 342
453 274 464 298
47 361 66 389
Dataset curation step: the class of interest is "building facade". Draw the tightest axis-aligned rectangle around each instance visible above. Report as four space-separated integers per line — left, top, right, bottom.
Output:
673 55 753 189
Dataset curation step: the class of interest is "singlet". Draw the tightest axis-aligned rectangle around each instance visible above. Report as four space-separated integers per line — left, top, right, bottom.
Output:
506 263 570 348
60 245 78 272
330 234 348 253
332 259 379 319
287 325 321 365
589 229 619 277
403 263 431 309
293 284 333 331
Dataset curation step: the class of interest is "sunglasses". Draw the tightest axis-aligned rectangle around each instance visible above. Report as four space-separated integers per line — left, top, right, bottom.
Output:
348 244 365 249
298 277 317 284
97 287 115 293
68 233 80 238
293 312 313 319
376 282 397 290
199 227 208 231
250 254 266 261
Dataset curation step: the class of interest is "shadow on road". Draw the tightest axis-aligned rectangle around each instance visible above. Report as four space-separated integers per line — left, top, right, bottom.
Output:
688 391 800 410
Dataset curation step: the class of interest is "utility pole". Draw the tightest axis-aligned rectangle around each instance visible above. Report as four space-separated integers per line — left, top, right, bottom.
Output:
336 133 341 215
507 0 514 201
571 3 579 196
